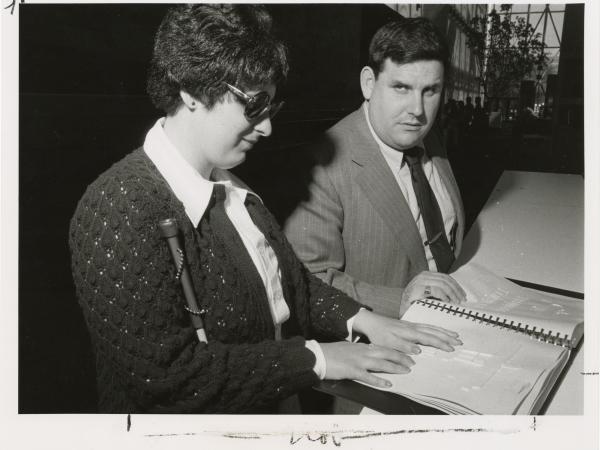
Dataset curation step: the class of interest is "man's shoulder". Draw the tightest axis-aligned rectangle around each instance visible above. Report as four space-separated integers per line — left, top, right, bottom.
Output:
324 107 366 142
308 107 367 164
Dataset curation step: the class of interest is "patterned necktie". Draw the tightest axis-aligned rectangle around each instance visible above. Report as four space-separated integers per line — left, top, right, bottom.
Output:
403 147 454 273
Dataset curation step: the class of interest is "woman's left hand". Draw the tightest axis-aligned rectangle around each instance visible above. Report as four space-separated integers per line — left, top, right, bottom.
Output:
352 309 462 354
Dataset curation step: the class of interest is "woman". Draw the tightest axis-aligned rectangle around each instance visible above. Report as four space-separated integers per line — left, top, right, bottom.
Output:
69 4 460 413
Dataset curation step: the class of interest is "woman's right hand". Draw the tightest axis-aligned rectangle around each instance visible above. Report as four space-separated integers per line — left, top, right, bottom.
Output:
319 341 414 389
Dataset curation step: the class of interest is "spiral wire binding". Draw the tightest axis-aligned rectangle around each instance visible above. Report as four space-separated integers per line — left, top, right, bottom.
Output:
415 299 573 349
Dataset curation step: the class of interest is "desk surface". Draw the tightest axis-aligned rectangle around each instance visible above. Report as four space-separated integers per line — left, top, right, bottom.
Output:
454 171 584 294
349 170 585 415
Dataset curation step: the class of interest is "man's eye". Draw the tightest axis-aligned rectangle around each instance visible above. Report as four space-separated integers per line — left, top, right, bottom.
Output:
395 86 408 93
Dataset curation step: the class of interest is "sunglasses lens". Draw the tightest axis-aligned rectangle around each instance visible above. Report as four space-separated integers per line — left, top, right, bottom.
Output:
245 92 271 119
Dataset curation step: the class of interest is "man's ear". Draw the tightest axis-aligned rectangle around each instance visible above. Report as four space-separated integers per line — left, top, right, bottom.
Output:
179 90 198 110
360 66 376 100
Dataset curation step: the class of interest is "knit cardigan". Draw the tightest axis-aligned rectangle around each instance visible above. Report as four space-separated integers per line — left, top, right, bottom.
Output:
69 148 362 413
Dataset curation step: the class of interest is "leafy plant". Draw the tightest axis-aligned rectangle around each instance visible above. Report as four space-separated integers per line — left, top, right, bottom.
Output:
449 4 547 99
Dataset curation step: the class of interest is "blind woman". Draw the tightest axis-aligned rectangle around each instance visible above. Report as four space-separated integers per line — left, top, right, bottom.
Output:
69 4 460 413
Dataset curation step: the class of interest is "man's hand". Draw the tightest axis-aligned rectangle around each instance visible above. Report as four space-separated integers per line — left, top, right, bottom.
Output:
352 309 462 354
400 271 467 315
320 341 413 388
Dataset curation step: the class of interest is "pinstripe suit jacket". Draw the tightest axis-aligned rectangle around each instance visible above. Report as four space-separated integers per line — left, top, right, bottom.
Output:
284 106 465 318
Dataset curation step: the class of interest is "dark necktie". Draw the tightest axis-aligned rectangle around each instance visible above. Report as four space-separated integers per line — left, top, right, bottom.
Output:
403 147 455 273
204 184 280 338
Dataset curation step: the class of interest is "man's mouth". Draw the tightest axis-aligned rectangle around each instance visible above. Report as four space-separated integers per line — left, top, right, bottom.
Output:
401 123 423 130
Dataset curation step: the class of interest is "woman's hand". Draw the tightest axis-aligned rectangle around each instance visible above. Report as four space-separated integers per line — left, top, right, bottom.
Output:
320 341 413 388
353 309 462 354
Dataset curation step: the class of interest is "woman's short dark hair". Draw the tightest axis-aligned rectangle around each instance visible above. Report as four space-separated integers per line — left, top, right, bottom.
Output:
368 17 449 76
147 4 289 115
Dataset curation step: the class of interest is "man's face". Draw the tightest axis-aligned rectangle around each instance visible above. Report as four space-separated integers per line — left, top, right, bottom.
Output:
362 58 444 150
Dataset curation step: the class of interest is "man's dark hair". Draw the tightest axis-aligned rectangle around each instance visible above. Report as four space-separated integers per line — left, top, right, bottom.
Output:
147 4 289 115
368 17 449 76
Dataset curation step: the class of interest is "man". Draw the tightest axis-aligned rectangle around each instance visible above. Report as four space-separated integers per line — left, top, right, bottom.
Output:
285 17 467 319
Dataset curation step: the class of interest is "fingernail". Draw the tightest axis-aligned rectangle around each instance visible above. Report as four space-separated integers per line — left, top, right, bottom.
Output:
385 381 392 387
413 347 421 354
445 345 455 352
456 339 463 345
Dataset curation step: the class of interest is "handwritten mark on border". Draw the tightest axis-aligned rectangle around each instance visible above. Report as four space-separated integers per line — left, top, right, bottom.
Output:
144 426 518 446
4 0 24 16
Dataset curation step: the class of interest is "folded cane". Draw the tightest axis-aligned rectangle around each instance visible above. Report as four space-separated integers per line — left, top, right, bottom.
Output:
159 218 208 343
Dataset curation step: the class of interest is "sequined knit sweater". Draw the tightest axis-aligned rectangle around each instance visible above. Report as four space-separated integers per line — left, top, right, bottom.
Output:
69 148 362 413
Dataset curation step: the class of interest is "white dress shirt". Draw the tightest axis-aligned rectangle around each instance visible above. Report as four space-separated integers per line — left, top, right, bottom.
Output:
143 118 334 378
363 103 456 271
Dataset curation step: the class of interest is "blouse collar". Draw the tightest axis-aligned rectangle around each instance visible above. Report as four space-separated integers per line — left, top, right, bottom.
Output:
143 118 260 226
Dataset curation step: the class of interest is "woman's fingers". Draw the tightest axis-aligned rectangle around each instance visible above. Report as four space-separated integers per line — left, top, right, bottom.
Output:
381 322 462 353
414 322 461 339
367 357 413 375
355 371 394 389
380 338 422 355
367 344 416 369
321 341 416 382
355 346 413 388
414 333 456 352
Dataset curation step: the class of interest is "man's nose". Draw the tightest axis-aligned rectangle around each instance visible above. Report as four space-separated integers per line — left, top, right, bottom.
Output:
408 92 424 117
254 115 272 137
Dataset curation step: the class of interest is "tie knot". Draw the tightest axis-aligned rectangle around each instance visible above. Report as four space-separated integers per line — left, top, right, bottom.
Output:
403 147 424 167
212 183 227 204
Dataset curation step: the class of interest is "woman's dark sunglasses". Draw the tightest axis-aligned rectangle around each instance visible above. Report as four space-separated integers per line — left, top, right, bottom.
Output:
225 83 284 120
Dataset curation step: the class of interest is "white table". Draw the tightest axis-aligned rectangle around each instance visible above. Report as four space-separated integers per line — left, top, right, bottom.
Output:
454 170 584 294
454 170 584 414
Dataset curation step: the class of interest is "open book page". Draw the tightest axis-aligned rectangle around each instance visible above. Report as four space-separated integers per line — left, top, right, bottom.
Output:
373 300 569 414
450 263 584 346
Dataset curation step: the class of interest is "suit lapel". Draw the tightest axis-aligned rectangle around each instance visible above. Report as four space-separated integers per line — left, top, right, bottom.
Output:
348 108 427 268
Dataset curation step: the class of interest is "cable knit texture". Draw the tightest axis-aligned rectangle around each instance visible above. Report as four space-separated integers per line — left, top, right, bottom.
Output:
69 148 362 413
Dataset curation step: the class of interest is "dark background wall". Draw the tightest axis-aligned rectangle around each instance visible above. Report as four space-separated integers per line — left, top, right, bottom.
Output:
18 4 584 413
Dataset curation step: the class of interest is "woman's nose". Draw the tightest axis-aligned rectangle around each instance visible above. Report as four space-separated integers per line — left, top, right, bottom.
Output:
254 115 272 137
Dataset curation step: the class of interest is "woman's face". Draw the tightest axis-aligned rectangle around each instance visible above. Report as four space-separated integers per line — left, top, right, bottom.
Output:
191 84 276 173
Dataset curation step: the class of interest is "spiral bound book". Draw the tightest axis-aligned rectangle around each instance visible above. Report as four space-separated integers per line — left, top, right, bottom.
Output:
370 263 584 415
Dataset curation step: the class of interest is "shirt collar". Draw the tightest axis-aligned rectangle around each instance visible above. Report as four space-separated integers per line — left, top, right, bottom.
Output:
362 102 427 168
143 118 259 227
